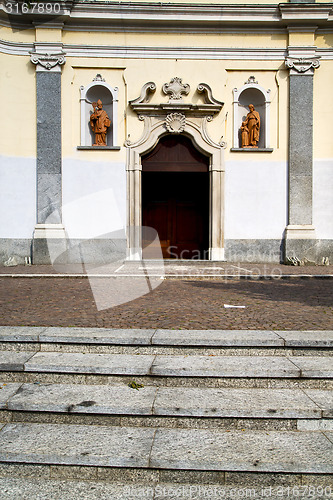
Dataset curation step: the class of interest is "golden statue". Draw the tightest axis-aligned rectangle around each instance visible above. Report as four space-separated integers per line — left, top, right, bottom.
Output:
90 99 111 146
241 104 260 148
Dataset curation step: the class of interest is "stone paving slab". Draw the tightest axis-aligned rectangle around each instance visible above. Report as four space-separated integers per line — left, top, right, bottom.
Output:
7 383 157 415
151 356 300 378
304 389 333 417
24 352 155 375
153 330 284 347
0 327 45 342
0 478 152 500
276 331 333 347
153 387 322 419
0 352 36 371
40 327 155 345
291 357 333 378
0 423 332 473
0 423 154 467
150 428 333 473
0 383 22 409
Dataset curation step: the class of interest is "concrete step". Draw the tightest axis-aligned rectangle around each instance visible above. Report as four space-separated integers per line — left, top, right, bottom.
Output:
1 327 332 349
0 422 332 474
1 328 332 485
0 476 332 500
1 351 332 378
0 382 332 431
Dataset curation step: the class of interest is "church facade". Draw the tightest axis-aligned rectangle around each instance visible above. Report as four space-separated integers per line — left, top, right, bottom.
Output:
1 0 333 264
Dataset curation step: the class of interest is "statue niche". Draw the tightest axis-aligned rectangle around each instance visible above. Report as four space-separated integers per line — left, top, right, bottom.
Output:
241 104 260 148
90 99 111 146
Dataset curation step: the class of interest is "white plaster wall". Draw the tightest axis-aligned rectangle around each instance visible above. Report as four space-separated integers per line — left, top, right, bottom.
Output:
62 159 126 239
0 156 36 238
224 160 287 239
313 159 333 239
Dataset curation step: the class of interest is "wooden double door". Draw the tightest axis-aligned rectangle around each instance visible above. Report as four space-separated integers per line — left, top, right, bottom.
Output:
142 135 209 259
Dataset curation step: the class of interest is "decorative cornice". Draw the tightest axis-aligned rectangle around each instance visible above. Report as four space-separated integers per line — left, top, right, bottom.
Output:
279 4 332 22
1 2 333 32
285 56 320 74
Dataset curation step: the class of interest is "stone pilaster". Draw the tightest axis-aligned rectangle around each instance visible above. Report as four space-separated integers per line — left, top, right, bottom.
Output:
284 46 320 263
30 44 67 264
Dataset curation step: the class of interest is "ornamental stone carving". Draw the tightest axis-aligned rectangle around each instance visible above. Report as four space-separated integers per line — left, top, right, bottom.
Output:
165 113 186 133
162 77 190 102
30 52 66 71
285 57 320 74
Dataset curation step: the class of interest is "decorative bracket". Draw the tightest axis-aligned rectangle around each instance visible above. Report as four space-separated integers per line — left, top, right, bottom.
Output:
162 77 190 103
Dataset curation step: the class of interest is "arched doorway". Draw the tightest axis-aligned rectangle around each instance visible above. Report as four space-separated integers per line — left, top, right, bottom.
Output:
141 135 209 259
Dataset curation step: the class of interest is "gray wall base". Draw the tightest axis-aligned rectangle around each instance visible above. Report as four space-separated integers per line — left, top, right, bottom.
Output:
284 239 333 265
32 238 127 265
224 240 283 263
0 239 32 265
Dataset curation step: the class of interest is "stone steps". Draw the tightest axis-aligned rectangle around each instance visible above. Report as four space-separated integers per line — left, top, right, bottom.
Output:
0 327 332 492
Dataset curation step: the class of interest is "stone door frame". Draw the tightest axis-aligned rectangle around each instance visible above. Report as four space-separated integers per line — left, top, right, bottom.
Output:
125 116 225 261
125 79 225 261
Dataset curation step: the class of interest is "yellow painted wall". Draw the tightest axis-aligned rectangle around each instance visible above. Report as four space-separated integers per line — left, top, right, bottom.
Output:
62 30 287 50
313 60 333 159
0 25 35 42
0 53 36 157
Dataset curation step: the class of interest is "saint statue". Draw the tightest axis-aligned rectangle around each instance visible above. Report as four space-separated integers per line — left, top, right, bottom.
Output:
241 104 260 148
241 121 249 147
90 99 111 146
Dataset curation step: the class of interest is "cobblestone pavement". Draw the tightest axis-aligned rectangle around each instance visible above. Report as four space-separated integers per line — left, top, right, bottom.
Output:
0 264 332 329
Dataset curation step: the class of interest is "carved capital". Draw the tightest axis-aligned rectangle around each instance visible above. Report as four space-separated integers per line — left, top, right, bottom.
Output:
165 113 186 133
163 77 190 102
30 52 66 72
285 56 320 75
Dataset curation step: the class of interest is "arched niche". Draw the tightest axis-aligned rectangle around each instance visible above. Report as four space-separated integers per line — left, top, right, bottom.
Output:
233 77 271 150
80 75 118 147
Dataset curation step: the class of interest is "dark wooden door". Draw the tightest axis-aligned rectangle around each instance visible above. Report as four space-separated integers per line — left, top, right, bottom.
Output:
142 136 209 259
